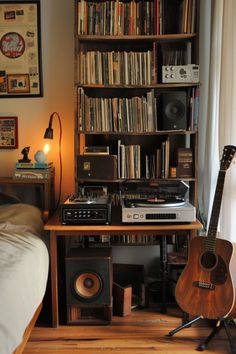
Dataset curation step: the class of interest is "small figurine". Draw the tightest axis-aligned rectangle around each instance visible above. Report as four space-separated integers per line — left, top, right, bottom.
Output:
18 146 31 163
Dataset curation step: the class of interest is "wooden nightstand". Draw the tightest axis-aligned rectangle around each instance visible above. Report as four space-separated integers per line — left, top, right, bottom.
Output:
0 171 55 221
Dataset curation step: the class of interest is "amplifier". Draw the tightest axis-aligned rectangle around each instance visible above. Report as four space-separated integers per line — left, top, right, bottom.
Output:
162 64 199 83
60 195 112 225
78 155 117 180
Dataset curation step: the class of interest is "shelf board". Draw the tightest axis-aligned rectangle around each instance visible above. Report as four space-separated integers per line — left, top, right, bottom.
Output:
78 83 200 89
78 130 197 135
77 33 197 42
76 178 197 183
111 242 160 246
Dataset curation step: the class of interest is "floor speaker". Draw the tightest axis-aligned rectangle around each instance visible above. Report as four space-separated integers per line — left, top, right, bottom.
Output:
65 247 112 324
161 91 187 130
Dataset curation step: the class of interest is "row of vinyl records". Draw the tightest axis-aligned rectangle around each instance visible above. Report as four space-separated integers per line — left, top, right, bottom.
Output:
68 235 161 246
77 0 197 36
78 50 155 86
78 45 193 85
110 235 161 244
78 87 199 132
117 139 170 179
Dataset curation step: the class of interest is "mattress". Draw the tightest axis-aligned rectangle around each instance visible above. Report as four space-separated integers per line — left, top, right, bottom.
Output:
0 203 49 354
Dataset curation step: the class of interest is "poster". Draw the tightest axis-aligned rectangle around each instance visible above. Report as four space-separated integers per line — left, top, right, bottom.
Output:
0 1 42 97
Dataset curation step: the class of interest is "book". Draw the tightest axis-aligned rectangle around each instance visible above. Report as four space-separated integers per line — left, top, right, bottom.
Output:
13 167 53 179
177 148 193 178
15 162 53 169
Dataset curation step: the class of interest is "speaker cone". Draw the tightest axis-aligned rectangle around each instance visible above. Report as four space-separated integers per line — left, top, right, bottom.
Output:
165 99 185 120
74 271 102 299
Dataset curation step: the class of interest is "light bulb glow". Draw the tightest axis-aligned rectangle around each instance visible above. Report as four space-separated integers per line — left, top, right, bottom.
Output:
43 142 51 154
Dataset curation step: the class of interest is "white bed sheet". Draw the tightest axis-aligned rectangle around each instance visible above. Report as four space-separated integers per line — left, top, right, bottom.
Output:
0 204 49 354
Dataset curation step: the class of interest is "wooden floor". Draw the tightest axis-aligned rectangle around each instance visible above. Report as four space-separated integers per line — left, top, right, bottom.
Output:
23 307 235 354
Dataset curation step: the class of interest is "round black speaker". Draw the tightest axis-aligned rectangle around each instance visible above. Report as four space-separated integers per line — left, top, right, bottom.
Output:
73 271 103 302
164 99 185 120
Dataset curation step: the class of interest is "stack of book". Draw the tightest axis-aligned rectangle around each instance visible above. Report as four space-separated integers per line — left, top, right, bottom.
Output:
13 162 54 179
177 148 193 178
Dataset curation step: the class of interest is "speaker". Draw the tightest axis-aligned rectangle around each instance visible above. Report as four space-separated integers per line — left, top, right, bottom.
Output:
65 247 112 324
77 155 117 179
161 91 187 130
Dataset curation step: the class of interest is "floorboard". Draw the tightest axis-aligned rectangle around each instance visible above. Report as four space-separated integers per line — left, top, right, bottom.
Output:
23 307 236 354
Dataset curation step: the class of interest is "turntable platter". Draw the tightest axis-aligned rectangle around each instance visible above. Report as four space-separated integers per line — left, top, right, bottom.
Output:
124 197 186 208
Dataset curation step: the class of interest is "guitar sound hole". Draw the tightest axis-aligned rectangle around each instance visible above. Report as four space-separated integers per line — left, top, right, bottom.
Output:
200 251 217 270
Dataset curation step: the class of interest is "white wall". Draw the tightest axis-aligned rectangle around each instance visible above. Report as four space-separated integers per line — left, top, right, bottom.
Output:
0 0 75 202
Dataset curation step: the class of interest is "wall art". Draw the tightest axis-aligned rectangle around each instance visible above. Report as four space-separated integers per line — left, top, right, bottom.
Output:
0 1 43 97
0 116 18 148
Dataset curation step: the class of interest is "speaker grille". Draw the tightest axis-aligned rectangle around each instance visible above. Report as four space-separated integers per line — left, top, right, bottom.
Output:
165 99 185 120
161 91 187 130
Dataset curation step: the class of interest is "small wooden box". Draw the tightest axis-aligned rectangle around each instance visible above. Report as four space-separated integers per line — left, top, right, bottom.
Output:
113 282 132 317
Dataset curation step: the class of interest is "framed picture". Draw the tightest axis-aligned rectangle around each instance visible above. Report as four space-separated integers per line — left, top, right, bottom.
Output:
0 116 18 148
0 1 43 97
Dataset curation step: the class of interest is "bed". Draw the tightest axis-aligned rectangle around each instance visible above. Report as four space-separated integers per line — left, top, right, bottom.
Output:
0 201 49 354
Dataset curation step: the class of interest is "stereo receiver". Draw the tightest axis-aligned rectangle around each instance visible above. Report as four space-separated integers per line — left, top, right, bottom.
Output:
162 64 199 83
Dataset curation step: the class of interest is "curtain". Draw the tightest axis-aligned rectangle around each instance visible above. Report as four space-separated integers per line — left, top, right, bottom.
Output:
218 0 236 242
198 0 236 242
198 0 223 230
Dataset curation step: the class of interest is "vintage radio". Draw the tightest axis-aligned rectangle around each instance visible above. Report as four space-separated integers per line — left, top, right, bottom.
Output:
162 64 199 83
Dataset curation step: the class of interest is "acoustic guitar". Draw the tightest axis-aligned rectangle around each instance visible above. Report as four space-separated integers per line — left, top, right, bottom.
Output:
175 145 236 319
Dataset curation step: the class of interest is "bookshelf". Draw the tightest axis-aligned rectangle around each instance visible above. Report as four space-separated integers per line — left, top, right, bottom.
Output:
74 0 200 207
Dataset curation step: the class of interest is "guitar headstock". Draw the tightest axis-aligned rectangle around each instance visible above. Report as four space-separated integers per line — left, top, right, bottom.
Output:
220 145 236 171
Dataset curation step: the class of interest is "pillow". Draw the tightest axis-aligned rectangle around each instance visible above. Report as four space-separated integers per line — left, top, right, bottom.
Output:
0 192 20 205
0 203 44 236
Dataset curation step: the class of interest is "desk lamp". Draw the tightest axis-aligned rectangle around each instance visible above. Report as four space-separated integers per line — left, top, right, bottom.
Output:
43 111 62 211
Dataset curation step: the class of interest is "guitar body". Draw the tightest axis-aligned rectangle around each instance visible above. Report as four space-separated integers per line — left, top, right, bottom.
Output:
175 236 236 319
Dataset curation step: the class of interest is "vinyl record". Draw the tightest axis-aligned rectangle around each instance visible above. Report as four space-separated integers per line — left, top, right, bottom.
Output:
147 198 166 203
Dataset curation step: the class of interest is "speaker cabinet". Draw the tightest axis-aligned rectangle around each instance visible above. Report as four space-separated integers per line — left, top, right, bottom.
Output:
161 91 187 130
65 248 112 324
77 155 117 179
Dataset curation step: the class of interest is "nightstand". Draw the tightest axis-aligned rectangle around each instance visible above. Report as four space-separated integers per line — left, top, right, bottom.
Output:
0 171 55 221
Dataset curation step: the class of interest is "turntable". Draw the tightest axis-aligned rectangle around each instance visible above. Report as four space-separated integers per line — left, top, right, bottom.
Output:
60 194 112 225
121 181 196 223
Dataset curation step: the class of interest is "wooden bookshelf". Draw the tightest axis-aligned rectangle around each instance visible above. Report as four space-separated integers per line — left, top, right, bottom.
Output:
74 0 200 206
74 0 200 226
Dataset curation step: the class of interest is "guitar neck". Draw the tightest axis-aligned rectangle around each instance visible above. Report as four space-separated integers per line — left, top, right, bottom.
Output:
206 170 226 251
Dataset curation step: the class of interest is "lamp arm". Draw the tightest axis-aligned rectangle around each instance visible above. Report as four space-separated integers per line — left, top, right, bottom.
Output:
47 112 63 211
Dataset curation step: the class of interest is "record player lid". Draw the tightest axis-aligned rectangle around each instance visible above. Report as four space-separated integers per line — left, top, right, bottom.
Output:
121 180 189 199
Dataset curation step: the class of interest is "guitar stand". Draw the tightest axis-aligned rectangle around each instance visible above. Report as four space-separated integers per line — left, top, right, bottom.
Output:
167 316 236 354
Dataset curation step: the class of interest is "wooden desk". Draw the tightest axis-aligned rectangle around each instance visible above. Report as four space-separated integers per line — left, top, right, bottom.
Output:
45 211 202 327
0 175 55 220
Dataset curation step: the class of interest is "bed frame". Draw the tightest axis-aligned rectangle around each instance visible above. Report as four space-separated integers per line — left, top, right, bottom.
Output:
13 303 42 354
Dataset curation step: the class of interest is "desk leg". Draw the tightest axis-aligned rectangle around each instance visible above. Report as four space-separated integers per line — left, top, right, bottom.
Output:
50 231 59 327
43 182 50 221
160 235 168 313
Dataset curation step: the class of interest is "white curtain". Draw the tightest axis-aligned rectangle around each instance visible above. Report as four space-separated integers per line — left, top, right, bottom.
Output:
198 0 223 229
218 0 236 242
198 0 236 242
